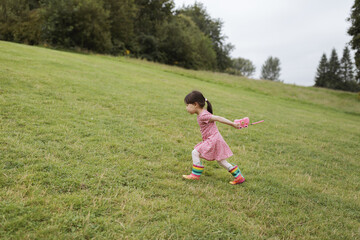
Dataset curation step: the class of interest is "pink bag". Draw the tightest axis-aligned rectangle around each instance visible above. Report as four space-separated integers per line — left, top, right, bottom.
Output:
234 117 249 129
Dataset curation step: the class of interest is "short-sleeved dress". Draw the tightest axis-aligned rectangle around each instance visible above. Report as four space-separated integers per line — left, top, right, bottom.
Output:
195 110 233 161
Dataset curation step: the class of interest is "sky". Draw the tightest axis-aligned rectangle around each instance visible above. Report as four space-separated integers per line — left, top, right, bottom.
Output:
173 0 355 86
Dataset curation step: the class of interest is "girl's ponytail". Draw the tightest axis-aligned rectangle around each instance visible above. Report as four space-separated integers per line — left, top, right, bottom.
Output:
206 99 213 114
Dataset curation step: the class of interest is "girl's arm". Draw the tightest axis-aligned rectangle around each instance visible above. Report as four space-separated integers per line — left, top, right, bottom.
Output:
210 115 240 129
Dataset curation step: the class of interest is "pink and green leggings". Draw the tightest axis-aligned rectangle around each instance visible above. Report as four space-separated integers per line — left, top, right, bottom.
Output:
190 149 243 178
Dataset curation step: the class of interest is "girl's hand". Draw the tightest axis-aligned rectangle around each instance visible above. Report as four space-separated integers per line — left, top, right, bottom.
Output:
233 122 241 129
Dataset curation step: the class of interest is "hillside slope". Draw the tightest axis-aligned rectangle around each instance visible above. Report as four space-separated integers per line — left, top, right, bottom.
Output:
1 41 359 239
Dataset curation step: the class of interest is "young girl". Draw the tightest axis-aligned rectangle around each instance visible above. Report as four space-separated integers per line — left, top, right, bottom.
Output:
183 90 245 185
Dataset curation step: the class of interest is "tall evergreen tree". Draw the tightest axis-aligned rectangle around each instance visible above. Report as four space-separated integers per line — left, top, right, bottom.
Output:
340 46 354 83
327 49 342 89
340 46 360 92
260 56 281 81
348 0 360 82
314 53 329 87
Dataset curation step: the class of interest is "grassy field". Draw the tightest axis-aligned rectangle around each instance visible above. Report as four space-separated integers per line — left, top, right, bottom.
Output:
0 40 359 239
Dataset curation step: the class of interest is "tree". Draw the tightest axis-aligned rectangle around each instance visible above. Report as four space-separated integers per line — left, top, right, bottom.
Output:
103 0 138 55
0 0 42 44
348 0 360 82
42 0 112 53
314 53 329 87
327 48 342 89
340 46 360 91
260 56 281 81
133 0 174 59
340 46 355 82
158 14 216 70
177 2 233 71
134 0 174 36
227 57 256 77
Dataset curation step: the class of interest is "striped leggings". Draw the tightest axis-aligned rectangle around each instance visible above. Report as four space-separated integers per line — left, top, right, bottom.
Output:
192 149 233 171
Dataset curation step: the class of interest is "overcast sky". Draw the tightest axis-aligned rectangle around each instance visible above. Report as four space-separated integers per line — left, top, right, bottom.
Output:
173 0 354 86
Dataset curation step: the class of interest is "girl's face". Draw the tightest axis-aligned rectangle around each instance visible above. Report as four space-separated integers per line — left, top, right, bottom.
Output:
186 103 197 114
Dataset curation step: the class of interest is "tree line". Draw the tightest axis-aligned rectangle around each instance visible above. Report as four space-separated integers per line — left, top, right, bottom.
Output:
6 0 359 90
315 46 359 92
0 0 234 71
1 0 285 80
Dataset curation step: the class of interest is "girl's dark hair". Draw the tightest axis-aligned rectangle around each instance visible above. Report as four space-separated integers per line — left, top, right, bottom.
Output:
184 90 213 114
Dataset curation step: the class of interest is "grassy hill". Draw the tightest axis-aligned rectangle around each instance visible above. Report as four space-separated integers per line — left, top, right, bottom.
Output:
0 40 359 239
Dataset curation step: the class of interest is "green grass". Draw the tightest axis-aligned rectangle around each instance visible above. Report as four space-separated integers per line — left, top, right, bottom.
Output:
0 40 359 239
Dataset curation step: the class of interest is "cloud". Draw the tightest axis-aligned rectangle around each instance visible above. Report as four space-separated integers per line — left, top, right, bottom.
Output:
174 0 354 86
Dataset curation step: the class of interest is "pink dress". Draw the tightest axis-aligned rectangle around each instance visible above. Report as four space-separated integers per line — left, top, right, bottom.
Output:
195 110 233 161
